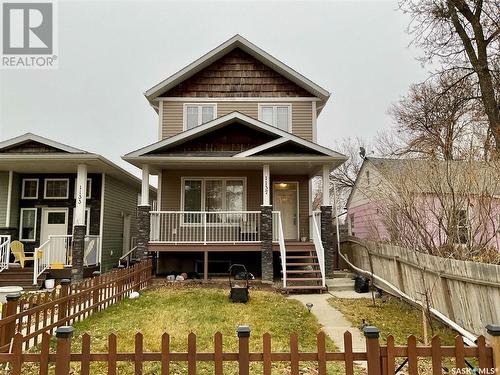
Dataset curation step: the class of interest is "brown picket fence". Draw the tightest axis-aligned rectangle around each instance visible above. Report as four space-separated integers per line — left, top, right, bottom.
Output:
0 324 497 375
0 260 153 353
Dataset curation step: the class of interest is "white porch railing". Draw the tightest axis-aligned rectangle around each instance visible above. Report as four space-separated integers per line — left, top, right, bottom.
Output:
272 211 287 288
150 211 261 244
33 234 100 284
0 235 11 273
311 211 326 287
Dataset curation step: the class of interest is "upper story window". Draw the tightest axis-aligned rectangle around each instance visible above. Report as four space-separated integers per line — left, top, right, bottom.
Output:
44 178 69 199
22 179 39 199
258 104 292 131
184 104 217 130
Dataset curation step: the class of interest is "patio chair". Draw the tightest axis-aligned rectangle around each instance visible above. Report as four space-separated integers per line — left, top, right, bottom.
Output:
10 240 35 268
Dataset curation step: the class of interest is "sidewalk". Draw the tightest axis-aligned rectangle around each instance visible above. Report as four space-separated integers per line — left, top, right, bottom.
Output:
289 291 370 352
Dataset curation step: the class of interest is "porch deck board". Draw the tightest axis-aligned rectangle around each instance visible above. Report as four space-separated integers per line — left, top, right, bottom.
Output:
148 241 314 252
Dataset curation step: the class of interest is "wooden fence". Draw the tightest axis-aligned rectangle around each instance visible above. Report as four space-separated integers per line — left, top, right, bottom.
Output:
340 239 500 337
0 324 497 375
0 260 152 353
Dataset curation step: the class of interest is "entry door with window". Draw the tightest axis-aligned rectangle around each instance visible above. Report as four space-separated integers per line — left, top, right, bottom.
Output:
41 208 69 264
273 182 298 240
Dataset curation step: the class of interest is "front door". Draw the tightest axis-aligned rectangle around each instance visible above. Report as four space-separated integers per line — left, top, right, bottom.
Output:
41 208 69 264
273 182 298 240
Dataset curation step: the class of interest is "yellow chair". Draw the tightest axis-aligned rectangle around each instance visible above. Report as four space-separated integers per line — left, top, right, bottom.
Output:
10 240 35 268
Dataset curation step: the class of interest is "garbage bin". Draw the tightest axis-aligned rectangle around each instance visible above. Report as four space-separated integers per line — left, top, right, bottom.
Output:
354 276 370 293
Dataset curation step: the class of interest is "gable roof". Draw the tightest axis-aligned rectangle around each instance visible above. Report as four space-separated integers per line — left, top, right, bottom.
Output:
124 111 345 159
144 35 330 108
346 157 500 209
0 133 87 154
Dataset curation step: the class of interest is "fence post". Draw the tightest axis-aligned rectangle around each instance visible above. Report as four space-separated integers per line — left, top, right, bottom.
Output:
58 279 71 326
55 326 74 375
486 324 500 374
134 263 141 292
237 325 251 375
117 265 125 301
364 326 381 375
0 292 20 352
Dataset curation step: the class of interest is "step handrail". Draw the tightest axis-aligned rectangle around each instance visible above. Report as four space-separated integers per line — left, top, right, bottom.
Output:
119 246 138 268
0 235 11 273
272 211 287 288
33 239 51 285
311 211 326 287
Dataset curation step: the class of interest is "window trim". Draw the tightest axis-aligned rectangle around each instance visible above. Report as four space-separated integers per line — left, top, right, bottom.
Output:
180 177 247 224
183 103 217 131
19 208 37 242
258 103 292 132
44 178 70 199
74 178 92 199
21 178 39 200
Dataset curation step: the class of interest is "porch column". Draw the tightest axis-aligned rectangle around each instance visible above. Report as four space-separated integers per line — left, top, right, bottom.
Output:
321 164 334 278
72 164 87 281
260 205 273 283
137 165 151 261
262 164 270 206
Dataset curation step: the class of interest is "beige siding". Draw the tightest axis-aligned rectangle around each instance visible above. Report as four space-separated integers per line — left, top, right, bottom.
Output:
0 172 8 227
101 175 139 272
160 101 314 141
291 102 313 140
161 101 184 138
160 170 310 238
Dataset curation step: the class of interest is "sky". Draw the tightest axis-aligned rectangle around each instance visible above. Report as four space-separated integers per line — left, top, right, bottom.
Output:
0 0 428 182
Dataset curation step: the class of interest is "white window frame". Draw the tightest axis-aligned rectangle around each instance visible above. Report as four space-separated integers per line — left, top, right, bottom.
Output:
44 178 70 199
21 178 39 200
180 177 247 225
19 208 37 242
183 103 217 131
72 207 91 234
258 103 292 132
74 178 92 199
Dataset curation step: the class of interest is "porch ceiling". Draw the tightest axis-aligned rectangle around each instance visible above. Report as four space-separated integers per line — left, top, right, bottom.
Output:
125 157 343 177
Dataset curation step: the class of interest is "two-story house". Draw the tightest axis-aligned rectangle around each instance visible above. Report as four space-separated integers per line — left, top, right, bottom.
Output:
123 35 347 292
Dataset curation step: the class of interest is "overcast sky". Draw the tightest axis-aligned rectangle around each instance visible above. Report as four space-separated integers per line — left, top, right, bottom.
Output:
0 0 427 181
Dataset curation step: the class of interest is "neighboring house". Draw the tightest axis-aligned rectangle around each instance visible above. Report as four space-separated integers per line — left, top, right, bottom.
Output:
123 35 347 292
346 157 500 256
0 133 156 288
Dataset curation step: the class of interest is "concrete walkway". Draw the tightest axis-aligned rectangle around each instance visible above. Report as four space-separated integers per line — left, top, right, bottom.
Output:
289 292 369 352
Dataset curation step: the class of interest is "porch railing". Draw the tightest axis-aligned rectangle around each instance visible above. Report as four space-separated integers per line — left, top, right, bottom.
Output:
272 211 287 288
310 211 326 287
150 211 261 244
0 235 11 273
34 234 100 285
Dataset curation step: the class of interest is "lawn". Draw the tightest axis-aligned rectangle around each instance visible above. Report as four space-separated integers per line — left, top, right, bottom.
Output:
28 287 352 374
328 294 457 346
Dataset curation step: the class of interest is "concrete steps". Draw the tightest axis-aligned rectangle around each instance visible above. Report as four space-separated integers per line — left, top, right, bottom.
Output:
326 278 355 292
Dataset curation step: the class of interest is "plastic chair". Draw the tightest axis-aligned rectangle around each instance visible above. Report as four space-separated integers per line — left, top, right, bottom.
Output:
10 240 35 268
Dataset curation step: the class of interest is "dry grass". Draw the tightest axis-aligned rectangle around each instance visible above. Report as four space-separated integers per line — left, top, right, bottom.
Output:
25 287 355 374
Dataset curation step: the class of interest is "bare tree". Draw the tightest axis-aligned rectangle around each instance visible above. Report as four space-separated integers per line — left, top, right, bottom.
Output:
400 0 500 154
389 72 491 160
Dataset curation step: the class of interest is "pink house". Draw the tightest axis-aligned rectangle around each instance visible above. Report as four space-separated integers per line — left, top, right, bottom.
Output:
345 157 500 257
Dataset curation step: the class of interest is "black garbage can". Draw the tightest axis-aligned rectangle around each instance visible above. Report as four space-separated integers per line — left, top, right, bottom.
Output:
354 276 370 293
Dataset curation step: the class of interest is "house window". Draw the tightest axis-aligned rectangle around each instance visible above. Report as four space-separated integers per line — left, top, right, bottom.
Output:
348 214 355 236
74 178 92 199
184 104 216 130
21 179 39 199
44 179 69 199
182 178 245 223
259 104 291 131
454 209 469 244
20 208 37 241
